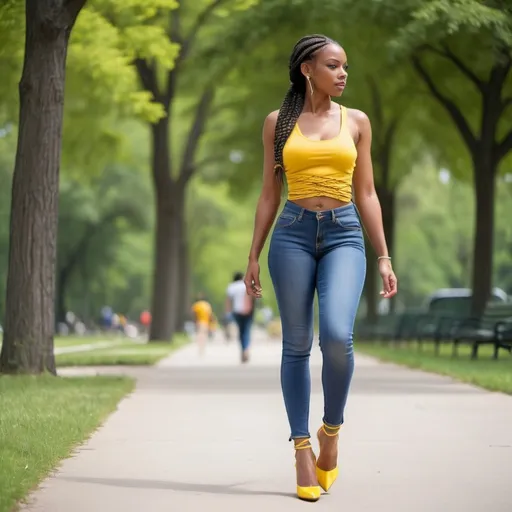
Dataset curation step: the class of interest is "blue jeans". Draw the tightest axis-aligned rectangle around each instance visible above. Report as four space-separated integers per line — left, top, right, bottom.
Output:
268 201 366 440
233 313 252 351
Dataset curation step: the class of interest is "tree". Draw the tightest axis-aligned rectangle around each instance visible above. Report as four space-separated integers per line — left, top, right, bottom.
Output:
0 0 177 374
407 5 512 316
352 0 512 315
110 0 257 341
0 0 88 375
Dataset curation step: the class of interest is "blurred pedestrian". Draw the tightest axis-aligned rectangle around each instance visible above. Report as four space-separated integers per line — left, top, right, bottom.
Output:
191 293 213 355
225 272 255 363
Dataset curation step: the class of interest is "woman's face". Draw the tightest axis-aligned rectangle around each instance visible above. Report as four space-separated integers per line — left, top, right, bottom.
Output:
303 43 348 98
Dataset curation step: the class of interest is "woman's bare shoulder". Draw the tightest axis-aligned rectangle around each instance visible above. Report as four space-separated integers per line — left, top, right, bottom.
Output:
262 110 279 138
346 108 370 126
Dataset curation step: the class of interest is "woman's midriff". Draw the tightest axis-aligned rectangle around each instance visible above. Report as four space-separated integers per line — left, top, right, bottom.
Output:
290 196 351 211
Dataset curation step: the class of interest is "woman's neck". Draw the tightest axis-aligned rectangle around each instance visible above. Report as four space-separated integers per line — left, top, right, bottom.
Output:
303 93 331 115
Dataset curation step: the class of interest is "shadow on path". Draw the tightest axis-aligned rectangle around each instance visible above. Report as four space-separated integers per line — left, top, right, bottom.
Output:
60 476 296 499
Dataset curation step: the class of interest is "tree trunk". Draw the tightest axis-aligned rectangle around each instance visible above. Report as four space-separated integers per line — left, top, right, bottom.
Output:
176 224 190 333
470 158 495 316
149 198 180 341
148 115 173 341
0 0 83 374
148 113 186 341
170 190 186 335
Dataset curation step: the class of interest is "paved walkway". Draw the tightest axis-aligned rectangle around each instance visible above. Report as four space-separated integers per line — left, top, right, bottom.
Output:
24 331 512 511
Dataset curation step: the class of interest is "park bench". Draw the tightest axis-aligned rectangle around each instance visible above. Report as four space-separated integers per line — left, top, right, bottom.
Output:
450 302 512 359
356 311 424 344
356 314 400 342
415 313 469 354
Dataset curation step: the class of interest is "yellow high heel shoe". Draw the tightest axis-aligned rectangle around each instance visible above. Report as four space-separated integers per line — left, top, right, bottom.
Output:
295 439 321 502
316 424 341 492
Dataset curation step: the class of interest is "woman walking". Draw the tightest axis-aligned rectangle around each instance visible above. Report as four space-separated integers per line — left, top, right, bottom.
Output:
244 34 397 502
226 272 255 363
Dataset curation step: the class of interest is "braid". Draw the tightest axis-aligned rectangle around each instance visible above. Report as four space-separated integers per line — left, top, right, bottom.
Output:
273 86 304 173
273 34 336 181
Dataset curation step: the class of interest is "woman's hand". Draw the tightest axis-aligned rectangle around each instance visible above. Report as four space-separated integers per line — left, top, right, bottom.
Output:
378 259 397 299
244 259 262 298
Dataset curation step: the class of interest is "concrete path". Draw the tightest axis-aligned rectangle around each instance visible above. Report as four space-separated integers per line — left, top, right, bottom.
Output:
23 331 512 511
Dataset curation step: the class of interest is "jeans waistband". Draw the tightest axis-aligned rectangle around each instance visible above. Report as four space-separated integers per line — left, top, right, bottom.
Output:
282 200 356 219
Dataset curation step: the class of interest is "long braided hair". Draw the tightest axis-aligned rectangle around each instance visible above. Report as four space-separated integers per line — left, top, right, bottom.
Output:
274 34 338 181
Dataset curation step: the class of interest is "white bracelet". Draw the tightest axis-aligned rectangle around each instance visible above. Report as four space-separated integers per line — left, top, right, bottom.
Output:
377 256 391 261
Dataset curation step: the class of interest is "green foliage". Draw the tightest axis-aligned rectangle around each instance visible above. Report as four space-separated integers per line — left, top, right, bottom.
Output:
0 1 23 119
395 164 512 306
57 163 153 322
393 0 512 49
0 0 180 177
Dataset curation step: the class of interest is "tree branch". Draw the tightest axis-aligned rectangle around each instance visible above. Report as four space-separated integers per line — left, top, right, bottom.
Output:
411 55 476 151
496 128 512 163
179 87 215 186
181 0 228 60
489 51 512 95
164 0 230 104
57 0 87 28
434 43 485 93
164 6 184 104
135 58 161 100
64 0 87 21
381 115 400 189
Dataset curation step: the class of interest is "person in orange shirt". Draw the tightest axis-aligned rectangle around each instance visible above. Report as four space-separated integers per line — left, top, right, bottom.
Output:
191 293 213 355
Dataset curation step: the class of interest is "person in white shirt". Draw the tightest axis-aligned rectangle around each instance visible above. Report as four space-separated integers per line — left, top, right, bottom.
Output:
225 272 255 363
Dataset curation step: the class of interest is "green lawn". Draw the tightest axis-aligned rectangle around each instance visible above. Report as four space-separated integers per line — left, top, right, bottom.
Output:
357 341 512 394
0 375 134 512
56 336 189 367
0 335 125 353
54 335 125 348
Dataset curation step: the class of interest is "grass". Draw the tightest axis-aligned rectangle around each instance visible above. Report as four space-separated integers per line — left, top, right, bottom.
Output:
357 340 512 395
54 335 124 348
56 335 189 367
0 374 134 512
0 335 122 354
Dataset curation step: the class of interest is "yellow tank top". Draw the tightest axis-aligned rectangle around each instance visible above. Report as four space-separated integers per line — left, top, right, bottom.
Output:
282 105 357 203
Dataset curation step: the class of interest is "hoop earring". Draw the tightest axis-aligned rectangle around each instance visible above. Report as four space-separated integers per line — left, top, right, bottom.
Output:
306 75 314 97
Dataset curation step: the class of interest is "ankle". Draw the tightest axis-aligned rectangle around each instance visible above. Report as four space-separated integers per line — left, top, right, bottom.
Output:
319 423 341 439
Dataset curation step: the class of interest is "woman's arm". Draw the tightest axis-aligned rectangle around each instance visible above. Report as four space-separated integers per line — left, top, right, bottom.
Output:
245 111 282 297
351 109 398 298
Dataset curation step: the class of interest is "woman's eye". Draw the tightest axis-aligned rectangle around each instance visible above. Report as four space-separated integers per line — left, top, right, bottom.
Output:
328 64 336 69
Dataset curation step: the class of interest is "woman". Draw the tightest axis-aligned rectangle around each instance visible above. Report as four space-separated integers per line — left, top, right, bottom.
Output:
244 34 397 502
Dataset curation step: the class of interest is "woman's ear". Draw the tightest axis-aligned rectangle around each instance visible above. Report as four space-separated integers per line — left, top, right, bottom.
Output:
300 61 311 78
